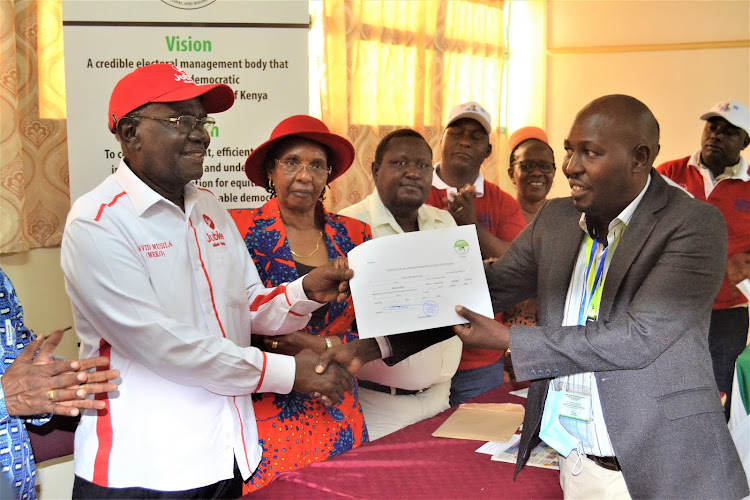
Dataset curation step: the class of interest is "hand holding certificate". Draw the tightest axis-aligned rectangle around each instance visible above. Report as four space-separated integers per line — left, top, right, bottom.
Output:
347 225 494 339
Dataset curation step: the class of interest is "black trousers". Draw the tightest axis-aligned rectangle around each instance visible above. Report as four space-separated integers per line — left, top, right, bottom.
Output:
708 307 749 421
72 463 243 499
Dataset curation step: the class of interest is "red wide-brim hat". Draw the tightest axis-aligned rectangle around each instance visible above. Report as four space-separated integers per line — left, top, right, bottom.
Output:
244 115 355 187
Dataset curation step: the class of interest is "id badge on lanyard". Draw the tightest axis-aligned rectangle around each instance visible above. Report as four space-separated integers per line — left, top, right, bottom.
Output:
560 389 592 421
554 379 592 422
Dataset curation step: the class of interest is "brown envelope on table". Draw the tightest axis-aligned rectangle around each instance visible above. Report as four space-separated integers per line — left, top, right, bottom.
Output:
432 403 525 442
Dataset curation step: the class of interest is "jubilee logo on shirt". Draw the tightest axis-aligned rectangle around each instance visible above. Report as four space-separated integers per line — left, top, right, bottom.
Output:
203 215 226 248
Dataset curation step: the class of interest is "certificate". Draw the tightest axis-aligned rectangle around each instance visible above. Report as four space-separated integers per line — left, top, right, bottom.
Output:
347 225 494 338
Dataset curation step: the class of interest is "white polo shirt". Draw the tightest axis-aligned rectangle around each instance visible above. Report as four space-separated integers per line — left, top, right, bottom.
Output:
61 162 320 491
432 162 485 200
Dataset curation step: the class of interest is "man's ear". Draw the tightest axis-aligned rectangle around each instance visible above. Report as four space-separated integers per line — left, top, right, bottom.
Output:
632 144 652 173
485 143 492 160
742 132 750 150
371 162 380 183
116 118 138 145
507 167 516 184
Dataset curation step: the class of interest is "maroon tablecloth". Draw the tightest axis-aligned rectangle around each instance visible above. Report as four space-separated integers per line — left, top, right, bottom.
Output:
245 383 563 499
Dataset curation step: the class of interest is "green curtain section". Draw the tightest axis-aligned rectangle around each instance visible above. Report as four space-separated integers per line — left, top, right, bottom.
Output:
736 344 750 416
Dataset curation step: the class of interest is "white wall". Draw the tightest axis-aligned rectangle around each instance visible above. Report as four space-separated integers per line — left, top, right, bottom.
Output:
545 0 750 200
0 247 78 360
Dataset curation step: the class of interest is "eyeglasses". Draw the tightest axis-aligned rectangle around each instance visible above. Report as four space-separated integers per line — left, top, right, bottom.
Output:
126 115 216 134
275 158 332 177
513 160 555 174
384 160 433 173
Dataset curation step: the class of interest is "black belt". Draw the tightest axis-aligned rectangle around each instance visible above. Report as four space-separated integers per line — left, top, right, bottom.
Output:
589 455 621 471
358 379 424 396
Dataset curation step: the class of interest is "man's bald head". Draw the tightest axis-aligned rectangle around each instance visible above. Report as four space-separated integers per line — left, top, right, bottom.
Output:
577 94 661 168
563 95 661 236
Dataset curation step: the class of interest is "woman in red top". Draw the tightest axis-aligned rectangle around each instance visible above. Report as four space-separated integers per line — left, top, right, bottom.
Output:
230 115 370 491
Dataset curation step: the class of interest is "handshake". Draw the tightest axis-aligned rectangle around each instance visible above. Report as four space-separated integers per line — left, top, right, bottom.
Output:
290 340 381 406
290 304 512 405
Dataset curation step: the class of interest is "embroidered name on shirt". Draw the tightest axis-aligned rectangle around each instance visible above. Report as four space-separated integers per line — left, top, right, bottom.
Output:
138 241 173 258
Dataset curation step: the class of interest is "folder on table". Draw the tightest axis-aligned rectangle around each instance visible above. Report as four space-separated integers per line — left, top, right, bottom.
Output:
432 403 525 442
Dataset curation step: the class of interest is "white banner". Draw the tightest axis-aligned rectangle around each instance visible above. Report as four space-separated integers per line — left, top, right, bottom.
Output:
63 0 309 206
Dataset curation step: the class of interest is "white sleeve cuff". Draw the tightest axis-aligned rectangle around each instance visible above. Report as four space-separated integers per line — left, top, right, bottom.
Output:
375 336 392 359
256 351 296 394
285 278 324 316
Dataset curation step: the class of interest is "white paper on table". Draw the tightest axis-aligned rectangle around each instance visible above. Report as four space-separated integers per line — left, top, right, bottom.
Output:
736 279 750 301
509 387 529 399
491 435 560 470
476 439 518 455
347 224 494 339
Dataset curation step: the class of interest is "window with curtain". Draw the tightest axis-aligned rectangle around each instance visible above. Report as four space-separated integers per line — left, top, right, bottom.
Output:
318 0 506 213
0 0 69 254
1 0 513 251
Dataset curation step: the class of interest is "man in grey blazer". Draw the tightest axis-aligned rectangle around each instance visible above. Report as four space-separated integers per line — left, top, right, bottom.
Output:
318 94 748 498
453 94 749 498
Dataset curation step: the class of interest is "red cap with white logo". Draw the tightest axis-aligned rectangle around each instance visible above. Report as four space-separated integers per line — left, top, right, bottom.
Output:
108 63 234 133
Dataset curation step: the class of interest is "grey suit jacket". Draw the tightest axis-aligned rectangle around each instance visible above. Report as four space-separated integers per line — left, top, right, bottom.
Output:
487 171 749 499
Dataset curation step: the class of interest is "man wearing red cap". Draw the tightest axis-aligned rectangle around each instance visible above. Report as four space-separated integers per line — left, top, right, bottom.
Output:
60 64 354 498
657 99 750 420
426 101 526 405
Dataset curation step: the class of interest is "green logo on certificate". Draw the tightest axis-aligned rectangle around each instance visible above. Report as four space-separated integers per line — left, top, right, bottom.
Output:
454 239 469 255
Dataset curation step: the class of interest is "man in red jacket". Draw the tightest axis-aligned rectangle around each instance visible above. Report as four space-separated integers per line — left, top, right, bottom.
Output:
657 99 750 419
427 101 526 405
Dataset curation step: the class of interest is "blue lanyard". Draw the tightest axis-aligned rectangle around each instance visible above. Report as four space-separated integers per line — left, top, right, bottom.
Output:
577 237 609 325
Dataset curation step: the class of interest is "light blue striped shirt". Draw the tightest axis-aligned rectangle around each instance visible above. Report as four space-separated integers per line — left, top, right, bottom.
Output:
542 175 651 457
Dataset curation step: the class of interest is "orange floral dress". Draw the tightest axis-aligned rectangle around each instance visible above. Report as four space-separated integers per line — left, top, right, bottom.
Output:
229 198 370 492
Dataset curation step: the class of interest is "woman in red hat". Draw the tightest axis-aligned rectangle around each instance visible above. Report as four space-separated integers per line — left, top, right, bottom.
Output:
229 115 370 491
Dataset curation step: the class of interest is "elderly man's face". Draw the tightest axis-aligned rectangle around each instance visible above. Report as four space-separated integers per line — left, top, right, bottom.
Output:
440 118 491 174
700 117 749 171
373 136 433 214
127 98 210 195
562 111 641 224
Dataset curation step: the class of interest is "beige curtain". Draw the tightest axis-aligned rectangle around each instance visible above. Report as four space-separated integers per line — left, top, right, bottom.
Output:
320 0 506 213
0 0 69 254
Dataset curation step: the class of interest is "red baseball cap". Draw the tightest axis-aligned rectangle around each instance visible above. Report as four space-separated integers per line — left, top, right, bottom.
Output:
108 64 234 133
244 115 355 186
508 126 550 154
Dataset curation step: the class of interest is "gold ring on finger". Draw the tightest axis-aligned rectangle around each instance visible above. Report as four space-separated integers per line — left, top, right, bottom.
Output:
47 389 55 402
271 341 278 349
455 206 464 212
